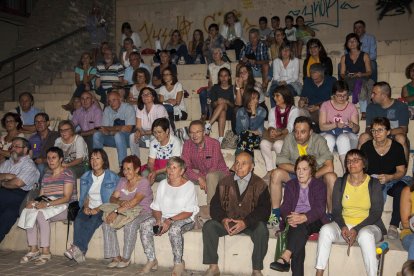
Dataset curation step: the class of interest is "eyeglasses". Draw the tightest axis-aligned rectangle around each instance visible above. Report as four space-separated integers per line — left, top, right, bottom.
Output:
59 128 72 133
346 158 362 165
142 92 152 97
370 128 386 134
309 45 319 49
35 120 47 124
335 94 348 99
11 144 25 149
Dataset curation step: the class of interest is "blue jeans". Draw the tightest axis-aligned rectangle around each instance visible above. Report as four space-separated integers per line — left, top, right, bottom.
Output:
199 89 210 117
73 210 103 253
370 60 378 83
93 131 130 166
382 177 411 227
0 188 28 243
36 163 47 182
402 234 414 260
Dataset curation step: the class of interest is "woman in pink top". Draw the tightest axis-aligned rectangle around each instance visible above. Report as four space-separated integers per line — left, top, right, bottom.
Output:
319 81 360 172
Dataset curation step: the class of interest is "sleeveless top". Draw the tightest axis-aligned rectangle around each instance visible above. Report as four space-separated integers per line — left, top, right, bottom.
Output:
345 51 366 74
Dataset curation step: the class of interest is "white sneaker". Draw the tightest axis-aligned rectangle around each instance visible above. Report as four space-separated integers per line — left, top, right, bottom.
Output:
218 137 224 144
205 123 212 135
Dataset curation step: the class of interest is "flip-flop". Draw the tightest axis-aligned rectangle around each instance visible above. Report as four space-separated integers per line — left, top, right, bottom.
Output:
20 251 40 264
34 254 51 266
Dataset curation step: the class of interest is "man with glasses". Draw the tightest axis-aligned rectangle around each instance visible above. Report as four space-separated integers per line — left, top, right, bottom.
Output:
0 137 40 243
358 81 409 160
72 91 103 152
181 120 229 204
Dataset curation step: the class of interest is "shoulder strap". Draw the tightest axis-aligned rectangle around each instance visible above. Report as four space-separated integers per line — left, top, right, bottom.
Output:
15 106 21 115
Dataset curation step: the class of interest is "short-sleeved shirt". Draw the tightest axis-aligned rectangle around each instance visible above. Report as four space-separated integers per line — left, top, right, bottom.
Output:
72 104 103 132
41 168 77 202
152 64 177 87
102 102 136 127
149 134 182 160
0 155 40 191
301 76 337 106
29 130 59 159
96 62 124 90
366 100 409 130
208 62 231 85
124 63 152 85
209 84 235 105
10 106 41 125
115 177 153 214
285 27 297 42
320 100 358 124
239 41 269 71
135 104 168 131
75 66 97 82
158 82 187 114
54 135 88 163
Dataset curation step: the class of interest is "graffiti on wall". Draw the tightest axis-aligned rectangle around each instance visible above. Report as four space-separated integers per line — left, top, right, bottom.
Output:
288 0 359 29
376 0 413 20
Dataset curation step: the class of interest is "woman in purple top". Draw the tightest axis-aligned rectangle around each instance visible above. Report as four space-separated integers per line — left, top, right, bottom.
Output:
102 155 153 269
270 155 328 275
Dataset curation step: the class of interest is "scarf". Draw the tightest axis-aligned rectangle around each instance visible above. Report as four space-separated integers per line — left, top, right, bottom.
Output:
275 105 292 129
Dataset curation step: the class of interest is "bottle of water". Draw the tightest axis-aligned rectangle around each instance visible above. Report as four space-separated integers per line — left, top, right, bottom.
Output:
178 56 186 65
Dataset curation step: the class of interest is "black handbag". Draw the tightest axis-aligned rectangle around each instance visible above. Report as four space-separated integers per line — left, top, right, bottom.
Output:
66 201 80 247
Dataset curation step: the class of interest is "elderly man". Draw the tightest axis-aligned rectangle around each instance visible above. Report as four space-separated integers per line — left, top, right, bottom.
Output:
11 92 41 133
269 116 336 227
358 81 410 160
239 28 270 89
28 112 59 179
182 120 229 204
203 151 270 276
95 48 124 104
354 20 377 82
0 137 40 243
123 51 152 86
72 91 103 152
93 91 135 167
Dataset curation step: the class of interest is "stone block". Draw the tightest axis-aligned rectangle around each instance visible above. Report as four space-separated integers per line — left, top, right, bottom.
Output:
395 55 414 73
388 72 408 88
401 40 414 55
177 64 207 80
378 40 401 56
377 55 395 73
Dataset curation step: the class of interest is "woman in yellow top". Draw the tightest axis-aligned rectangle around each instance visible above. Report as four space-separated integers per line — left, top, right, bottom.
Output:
315 149 386 276
400 184 414 260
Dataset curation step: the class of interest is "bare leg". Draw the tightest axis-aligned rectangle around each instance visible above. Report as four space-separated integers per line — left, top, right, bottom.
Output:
323 172 337 213
316 269 324 276
217 106 227 137
357 132 372 149
209 103 227 126
261 63 270 89
270 169 291 208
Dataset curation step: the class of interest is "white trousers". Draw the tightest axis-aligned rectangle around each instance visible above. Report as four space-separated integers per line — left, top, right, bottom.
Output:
321 132 358 156
259 139 284 172
315 222 382 276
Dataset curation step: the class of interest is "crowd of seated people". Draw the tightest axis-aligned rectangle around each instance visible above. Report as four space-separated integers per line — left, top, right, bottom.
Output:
1 12 414 276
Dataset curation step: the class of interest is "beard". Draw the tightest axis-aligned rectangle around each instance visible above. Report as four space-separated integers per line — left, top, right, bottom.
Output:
10 151 19 162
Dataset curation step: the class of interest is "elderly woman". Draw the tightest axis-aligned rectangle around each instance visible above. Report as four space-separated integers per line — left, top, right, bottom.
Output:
340 33 372 119
400 183 414 260
268 42 302 107
129 87 169 158
128 68 153 104
54 120 88 178
64 149 119 263
165 29 191 64
302 38 333 79
315 149 386 276
19 147 77 265
143 118 182 184
102 155 153 268
270 155 328 275
319 81 359 172
0 112 24 162
360 117 409 240
138 157 199 275
235 89 266 156
152 50 177 88
260 85 302 179
220 11 245 60
158 67 187 131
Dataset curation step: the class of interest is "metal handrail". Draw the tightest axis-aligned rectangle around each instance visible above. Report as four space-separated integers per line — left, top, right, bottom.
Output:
0 26 86 100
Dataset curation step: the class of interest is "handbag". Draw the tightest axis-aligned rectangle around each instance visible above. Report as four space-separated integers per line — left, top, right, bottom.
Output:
274 219 289 261
221 130 238 149
66 201 80 248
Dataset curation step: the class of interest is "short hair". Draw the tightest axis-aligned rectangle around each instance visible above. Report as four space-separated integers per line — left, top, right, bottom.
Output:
345 149 369 174
1 112 23 129
294 116 313 129
129 51 141 59
309 63 325 74
278 41 294 60
271 16 280 22
294 155 317 177
344 33 361 52
152 117 170 132
259 16 268 23
296 16 305 23
242 89 260 109
189 120 205 130
132 67 151 84
405 62 414 79
137 87 161 110
46 146 64 160
374 81 392 98
34 112 50 122
58 120 75 134
121 22 132 32
236 151 255 166
212 47 223 56
89 148 110 170
167 156 186 171
249 28 260 36
19 92 34 103
285 15 294 22
208 23 219 31
78 52 94 67
353 20 366 28
161 66 178 85
217 67 232 86
12 137 30 151
123 37 133 44
107 90 121 99
121 155 142 176
371 116 391 131
332 80 349 95
401 260 414 276
272 85 294 106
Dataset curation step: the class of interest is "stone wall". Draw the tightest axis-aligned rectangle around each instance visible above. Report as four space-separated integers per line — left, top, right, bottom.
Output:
116 0 414 51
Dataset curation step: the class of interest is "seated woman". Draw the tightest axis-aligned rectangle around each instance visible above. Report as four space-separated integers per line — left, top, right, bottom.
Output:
158 67 187 131
360 117 409 240
128 68 153 104
340 33 372 119
19 147 77 265
235 89 266 157
152 50 177 88
270 155 328 275
302 38 333 79
138 157 199 275
401 62 414 119
220 11 245 60
142 118 182 184
269 28 287 61
315 149 386 276
0 112 24 163
120 22 142 51
188 29 205 64
260 85 301 180
268 42 302 107
204 67 235 143
120 37 137 68
400 183 414 260
165 30 191 64
54 120 88 178
129 87 169 159
64 149 119 263
319 81 359 172
102 155 153 269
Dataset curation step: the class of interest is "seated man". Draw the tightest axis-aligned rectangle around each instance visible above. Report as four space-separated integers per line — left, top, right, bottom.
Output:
123 51 152 86
72 91 103 152
0 137 40 243
11 92 41 134
358 81 410 160
269 116 336 226
203 151 270 276
93 91 135 168
29 112 59 179
182 120 229 204
95 48 124 104
239 28 270 89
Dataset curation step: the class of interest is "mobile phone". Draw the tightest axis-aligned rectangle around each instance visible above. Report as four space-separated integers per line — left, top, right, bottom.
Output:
153 225 163 234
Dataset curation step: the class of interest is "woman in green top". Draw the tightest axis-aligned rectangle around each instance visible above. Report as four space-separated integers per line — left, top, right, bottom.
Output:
401 62 414 119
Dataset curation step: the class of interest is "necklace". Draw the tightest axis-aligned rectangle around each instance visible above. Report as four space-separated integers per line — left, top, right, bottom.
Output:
375 139 389 156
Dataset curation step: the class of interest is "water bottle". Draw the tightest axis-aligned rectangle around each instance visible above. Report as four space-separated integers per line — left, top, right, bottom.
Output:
178 56 186 65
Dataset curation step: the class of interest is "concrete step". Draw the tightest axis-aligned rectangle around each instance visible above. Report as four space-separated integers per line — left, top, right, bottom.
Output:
35 84 75 94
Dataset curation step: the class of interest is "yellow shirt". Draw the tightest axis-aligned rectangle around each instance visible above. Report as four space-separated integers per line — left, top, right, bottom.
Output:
297 144 308 156
307 56 319 77
400 191 414 239
342 176 371 225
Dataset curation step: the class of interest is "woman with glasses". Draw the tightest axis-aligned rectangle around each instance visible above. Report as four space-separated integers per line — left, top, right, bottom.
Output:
319 81 359 172
360 116 408 240
0 112 24 163
315 149 386 276
127 68 152 104
302 38 332 79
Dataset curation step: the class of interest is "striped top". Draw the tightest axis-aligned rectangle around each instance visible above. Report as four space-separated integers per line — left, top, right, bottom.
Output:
96 62 124 90
41 168 77 202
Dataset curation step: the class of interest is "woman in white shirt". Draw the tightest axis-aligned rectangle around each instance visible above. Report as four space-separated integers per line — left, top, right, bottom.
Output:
220 11 245 60
121 22 142 50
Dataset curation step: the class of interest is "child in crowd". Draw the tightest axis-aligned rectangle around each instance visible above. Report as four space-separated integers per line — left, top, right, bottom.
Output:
258 16 272 42
284 15 297 58
295 16 315 59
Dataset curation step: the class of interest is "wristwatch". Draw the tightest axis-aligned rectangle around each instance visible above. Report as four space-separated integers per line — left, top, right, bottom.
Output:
46 202 50 207
114 209 119 214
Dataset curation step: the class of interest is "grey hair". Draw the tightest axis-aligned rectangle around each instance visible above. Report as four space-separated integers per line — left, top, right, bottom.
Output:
309 63 325 74
212 47 223 56
167 156 187 171
12 137 30 151
249 28 260 35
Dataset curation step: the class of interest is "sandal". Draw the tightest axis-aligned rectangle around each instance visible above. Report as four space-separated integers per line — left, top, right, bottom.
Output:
138 259 158 275
171 261 185 276
34 254 51 266
20 251 40 264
